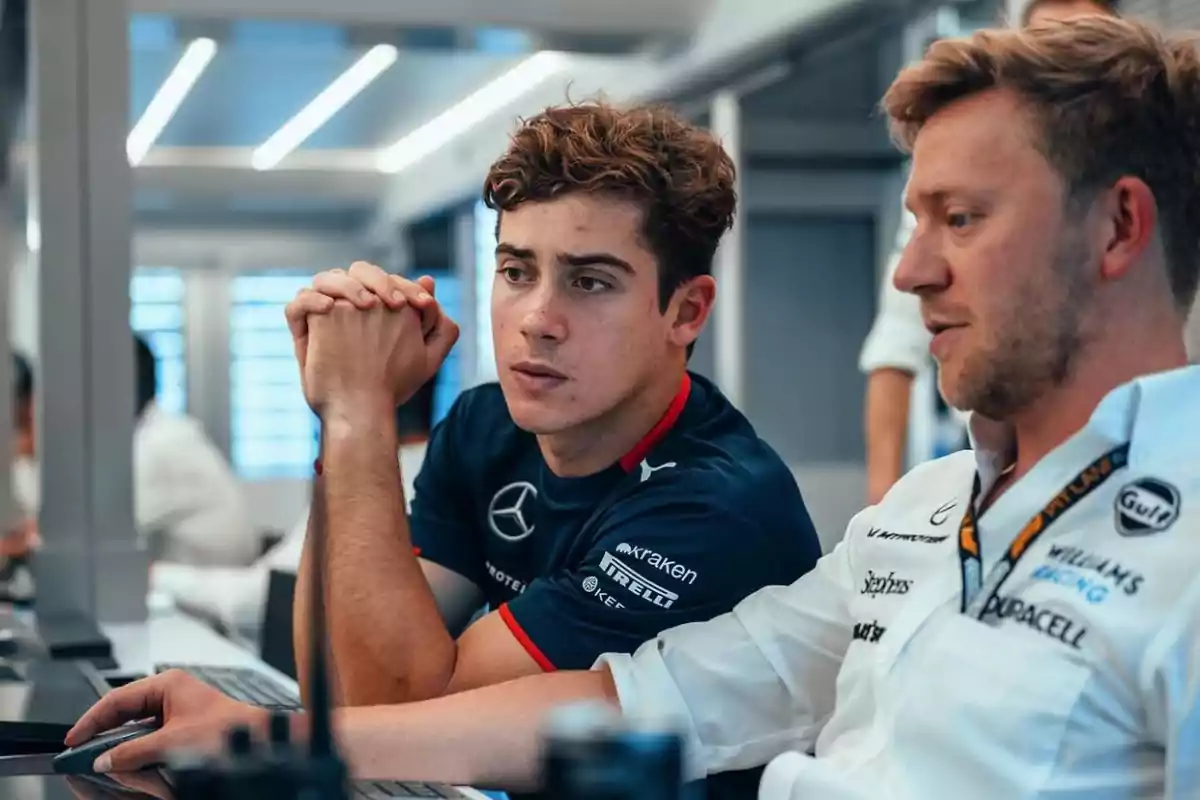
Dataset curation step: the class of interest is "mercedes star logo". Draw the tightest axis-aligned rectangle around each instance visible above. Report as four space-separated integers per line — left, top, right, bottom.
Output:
487 481 538 542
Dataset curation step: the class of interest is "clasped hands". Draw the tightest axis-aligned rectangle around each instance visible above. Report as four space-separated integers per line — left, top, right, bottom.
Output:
285 261 460 421
59 262 463 777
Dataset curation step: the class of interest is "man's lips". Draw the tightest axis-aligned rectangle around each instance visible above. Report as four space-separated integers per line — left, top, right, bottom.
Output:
511 361 567 380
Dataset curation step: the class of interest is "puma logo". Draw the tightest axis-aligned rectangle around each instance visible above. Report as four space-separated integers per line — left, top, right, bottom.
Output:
639 459 677 483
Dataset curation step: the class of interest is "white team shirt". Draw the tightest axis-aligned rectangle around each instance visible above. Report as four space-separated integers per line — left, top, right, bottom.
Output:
598 364 1200 799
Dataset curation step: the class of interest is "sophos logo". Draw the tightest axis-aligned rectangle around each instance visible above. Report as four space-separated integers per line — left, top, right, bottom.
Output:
613 542 697 584
860 569 912 597
599 552 679 609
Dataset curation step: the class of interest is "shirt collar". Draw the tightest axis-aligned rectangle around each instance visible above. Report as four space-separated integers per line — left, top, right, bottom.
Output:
965 364 1200 489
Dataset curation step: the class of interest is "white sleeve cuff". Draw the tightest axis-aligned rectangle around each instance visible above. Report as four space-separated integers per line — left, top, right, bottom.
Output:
593 649 707 782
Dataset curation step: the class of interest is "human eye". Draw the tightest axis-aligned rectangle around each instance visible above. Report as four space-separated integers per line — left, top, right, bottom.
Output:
946 210 975 229
497 262 532 284
573 275 613 294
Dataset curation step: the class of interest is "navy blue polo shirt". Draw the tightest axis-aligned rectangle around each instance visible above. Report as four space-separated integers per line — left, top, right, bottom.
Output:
409 372 821 673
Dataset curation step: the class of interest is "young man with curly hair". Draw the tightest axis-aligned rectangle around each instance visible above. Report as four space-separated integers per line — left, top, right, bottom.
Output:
77 17 1200 799
107 102 816 796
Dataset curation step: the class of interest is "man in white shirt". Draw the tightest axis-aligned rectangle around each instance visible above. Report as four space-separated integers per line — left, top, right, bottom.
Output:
860 0 1123 503
151 422 429 632
67 18 1200 799
6 342 257 579
133 336 257 567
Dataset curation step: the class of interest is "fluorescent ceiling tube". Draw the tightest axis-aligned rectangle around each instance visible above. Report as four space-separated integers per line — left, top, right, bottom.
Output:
127 37 217 166
253 44 399 171
376 51 569 174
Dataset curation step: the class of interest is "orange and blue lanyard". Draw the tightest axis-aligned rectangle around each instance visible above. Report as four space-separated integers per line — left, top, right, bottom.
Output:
958 443 1130 619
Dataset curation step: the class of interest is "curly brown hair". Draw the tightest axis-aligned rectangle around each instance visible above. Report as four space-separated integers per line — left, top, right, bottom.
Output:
882 17 1200 311
482 102 737 312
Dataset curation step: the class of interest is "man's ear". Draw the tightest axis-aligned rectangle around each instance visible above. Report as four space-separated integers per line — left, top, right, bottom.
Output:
1096 176 1158 284
667 275 716 350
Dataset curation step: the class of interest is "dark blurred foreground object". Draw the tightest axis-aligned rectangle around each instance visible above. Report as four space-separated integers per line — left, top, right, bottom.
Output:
0 0 28 187
170 418 348 800
539 703 688 800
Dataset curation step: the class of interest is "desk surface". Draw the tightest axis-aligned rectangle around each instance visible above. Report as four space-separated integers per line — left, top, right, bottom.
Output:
102 605 295 687
0 772 494 800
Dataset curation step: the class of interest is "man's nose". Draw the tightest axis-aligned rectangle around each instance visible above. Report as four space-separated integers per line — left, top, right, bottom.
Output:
892 232 949 297
519 288 568 342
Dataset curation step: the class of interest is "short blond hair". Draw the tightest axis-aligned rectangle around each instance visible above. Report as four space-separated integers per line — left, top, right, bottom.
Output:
882 18 1200 310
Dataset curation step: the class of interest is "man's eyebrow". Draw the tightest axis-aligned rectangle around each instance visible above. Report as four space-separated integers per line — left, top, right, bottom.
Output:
495 243 535 260
559 252 634 274
494 244 635 274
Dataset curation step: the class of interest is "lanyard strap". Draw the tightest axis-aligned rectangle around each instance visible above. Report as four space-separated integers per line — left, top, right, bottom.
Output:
958 443 1130 619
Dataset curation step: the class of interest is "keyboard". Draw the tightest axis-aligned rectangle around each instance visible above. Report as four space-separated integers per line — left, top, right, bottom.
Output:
153 664 467 799
155 663 302 710
353 781 466 798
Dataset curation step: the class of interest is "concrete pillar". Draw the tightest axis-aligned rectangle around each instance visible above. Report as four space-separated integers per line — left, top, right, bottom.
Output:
29 0 146 623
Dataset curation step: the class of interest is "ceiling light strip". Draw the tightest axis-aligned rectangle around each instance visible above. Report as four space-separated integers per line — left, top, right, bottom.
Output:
376 50 569 175
252 44 399 171
127 37 217 167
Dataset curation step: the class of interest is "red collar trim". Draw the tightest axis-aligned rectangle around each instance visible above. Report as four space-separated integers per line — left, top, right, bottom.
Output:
618 374 692 473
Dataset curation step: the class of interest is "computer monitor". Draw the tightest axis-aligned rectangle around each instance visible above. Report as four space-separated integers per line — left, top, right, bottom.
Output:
259 570 297 680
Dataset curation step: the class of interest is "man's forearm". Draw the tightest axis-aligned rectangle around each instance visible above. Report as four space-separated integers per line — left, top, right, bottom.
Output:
317 670 617 788
299 401 456 706
864 368 914 504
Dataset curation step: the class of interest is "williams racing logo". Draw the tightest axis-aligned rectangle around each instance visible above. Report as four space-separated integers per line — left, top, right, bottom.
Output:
1114 477 1180 537
599 552 679 609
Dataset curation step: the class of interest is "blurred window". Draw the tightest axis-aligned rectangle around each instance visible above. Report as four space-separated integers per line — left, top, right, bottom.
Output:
131 267 187 414
229 271 317 479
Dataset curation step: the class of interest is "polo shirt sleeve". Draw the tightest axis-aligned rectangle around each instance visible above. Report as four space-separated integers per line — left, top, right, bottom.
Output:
499 471 823 671
596 506 872 783
407 394 485 588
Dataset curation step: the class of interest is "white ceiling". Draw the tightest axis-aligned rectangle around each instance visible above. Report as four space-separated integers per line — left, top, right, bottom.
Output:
15 0 918 253
128 0 713 36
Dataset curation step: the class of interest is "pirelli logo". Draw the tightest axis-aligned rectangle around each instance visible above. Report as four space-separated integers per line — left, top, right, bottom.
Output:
599 552 679 609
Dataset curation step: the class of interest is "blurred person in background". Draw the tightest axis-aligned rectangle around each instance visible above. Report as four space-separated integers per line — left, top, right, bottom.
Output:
76 18 1200 798
150 377 437 634
11 352 37 520
133 334 257 567
859 0 1123 503
2 340 258 601
0 353 40 604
